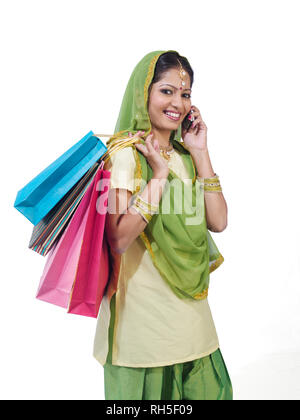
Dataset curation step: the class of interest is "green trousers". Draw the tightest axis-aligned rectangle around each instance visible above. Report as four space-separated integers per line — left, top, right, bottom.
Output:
103 294 233 400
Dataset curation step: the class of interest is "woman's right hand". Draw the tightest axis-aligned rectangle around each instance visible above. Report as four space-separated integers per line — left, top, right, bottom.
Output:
131 131 170 178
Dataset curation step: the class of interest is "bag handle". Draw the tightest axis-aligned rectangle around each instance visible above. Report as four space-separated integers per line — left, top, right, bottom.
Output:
93 134 142 164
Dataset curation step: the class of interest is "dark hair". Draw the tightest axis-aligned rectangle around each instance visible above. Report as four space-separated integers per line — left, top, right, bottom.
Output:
150 51 194 87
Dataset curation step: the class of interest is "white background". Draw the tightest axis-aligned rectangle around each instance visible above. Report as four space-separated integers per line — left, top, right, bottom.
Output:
1 0 300 400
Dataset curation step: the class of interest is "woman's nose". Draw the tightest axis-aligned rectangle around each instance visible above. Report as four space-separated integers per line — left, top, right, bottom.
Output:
170 94 184 110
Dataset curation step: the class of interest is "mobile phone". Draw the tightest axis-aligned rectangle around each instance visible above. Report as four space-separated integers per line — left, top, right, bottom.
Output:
182 111 194 131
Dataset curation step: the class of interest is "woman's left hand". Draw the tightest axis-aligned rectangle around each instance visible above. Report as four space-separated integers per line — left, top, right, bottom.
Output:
181 105 208 151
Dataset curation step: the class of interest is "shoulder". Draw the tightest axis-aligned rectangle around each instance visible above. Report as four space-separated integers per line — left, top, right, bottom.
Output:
104 145 137 193
104 145 136 170
110 145 135 163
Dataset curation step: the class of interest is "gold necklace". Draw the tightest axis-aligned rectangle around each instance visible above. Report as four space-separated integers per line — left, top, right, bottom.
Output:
159 144 175 160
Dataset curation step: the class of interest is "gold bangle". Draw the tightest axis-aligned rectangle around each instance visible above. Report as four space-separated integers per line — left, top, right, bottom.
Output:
135 201 158 215
133 195 158 222
136 194 158 210
135 200 156 220
204 185 222 192
130 203 153 223
136 194 159 209
133 194 159 215
197 174 222 192
204 173 219 181
204 180 221 187
197 174 220 183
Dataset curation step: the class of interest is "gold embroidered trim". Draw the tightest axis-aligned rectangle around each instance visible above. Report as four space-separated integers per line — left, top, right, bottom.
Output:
132 145 143 194
191 157 196 184
101 136 141 164
209 254 224 273
193 288 209 300
112 290 120 363
144 53 162 109
140 231 155 260
143 53 162 137
104 129 129 147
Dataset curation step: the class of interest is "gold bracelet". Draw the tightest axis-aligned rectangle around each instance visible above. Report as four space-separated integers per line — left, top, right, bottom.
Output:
204 184 222 192
133 194 159 215
129 194 159 224
135 193 158 210
197 173 219 182
197 174 222 192
130 203 153 223
204 173 219 181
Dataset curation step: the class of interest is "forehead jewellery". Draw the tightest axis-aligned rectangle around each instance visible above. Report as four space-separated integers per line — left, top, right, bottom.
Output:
177 59 187 90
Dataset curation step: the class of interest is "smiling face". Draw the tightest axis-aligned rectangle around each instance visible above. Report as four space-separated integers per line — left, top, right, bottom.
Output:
147 67 192 135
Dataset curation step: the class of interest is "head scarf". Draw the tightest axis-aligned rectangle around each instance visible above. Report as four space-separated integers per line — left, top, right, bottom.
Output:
106 50 183 149
104 50 224 300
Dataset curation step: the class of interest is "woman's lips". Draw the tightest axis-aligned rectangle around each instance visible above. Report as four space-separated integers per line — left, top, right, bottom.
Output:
163 111 181 121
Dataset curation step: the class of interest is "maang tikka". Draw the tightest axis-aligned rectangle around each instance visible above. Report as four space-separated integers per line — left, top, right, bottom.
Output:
177 59 187 89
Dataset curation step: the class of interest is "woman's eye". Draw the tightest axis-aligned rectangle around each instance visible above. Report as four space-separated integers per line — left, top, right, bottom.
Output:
160 89 191 99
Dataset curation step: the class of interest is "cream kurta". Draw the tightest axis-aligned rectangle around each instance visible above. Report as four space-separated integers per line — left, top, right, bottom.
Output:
93 146 220 368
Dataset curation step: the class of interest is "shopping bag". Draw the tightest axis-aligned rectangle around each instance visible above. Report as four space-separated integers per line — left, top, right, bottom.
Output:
14 131 107 225
36 164 111 318
29 161 100 256
35 209 89 308
67 166 111 317
35 167 96 308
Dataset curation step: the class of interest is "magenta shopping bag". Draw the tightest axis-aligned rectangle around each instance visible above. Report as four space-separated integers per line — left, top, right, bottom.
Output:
67 167 111 318
36 164 111 318
36 172 95 308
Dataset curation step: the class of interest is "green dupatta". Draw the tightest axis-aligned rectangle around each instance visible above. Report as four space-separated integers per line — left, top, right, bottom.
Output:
103 50 224 300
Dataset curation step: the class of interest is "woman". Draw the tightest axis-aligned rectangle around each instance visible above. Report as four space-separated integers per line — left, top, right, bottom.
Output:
93 50 233 400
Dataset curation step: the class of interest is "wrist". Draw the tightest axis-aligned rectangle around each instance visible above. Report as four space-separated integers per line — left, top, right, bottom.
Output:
152 170 169 179
189 147 209 155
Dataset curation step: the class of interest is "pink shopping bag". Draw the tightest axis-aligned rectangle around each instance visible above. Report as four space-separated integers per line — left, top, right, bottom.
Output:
36 164 110 318
67 167 111 318
36 173 95 308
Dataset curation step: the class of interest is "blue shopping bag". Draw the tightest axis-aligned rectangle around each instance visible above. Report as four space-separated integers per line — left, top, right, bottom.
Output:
14 131 107 225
